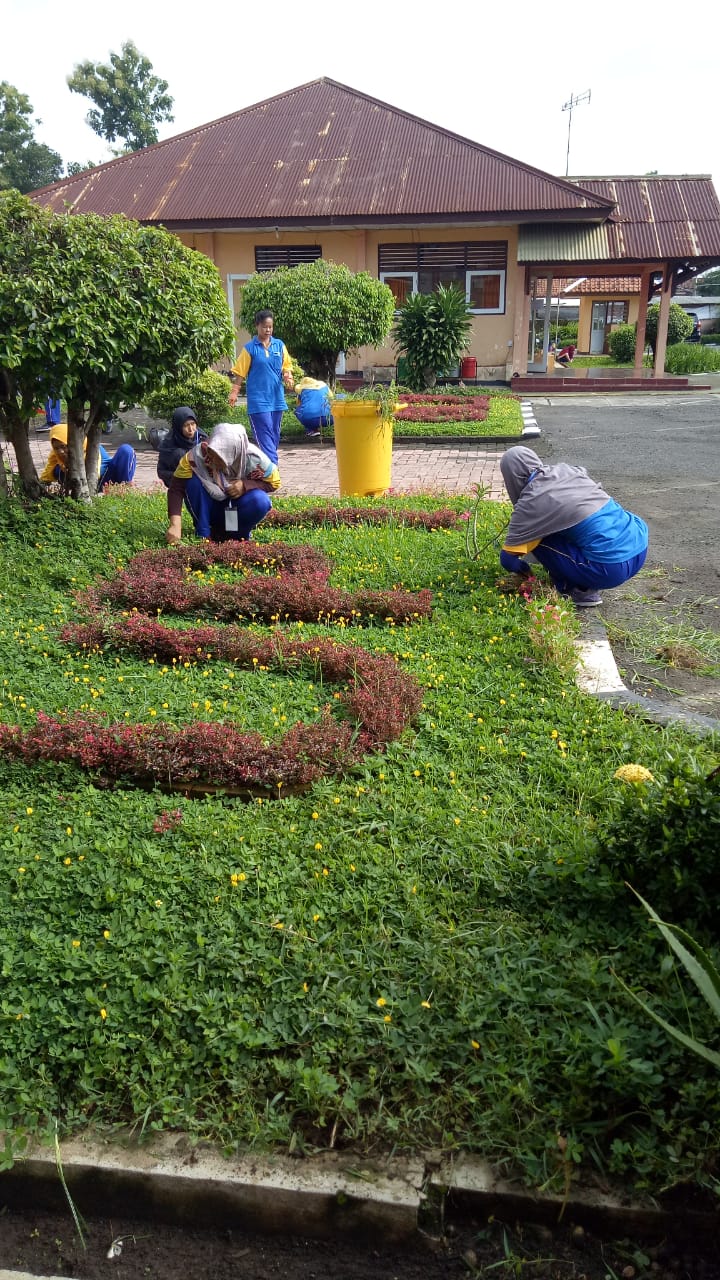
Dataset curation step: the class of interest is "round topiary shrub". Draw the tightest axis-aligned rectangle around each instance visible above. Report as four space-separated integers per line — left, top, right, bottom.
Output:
607 323 637 363
144 368 232 431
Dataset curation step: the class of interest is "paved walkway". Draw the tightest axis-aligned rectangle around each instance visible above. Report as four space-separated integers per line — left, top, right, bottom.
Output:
24 431 509 500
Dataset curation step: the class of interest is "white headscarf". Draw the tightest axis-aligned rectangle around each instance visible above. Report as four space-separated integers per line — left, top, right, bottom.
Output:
188 423 251 501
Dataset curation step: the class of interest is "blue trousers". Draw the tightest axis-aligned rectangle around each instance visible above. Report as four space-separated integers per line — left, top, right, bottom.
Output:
184 474 272 540
294 405 333 434
99 444 136 489
248 411 283 464
503 534 647 593
45 398 61 425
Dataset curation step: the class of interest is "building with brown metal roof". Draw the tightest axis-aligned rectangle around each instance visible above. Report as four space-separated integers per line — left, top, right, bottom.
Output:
31 78 720 382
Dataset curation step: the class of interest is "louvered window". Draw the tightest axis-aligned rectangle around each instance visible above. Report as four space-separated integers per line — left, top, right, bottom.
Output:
379 242 507 314
255 245 322 271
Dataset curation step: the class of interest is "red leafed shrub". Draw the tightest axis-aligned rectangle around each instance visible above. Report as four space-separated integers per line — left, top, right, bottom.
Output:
265 505 461 530
79 546 432 626
2 540 428 797
395 395 490 423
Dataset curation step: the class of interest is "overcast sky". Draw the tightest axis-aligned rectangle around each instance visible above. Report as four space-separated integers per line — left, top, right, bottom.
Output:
5 0 719 187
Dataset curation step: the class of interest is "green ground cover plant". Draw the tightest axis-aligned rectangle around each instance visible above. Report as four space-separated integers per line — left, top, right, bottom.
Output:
0 490 718 1195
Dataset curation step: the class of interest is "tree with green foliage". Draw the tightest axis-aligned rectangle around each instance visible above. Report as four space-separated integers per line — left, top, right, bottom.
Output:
645 302 693 361
67 41 174 154
0 82 63 193
393 285 472 390
0 189 234 501
238 260 395 387
695 268 720 297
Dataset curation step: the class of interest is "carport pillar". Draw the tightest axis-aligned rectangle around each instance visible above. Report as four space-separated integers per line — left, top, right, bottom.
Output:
653 263 672 377
511 267 530 376
634 267 652 374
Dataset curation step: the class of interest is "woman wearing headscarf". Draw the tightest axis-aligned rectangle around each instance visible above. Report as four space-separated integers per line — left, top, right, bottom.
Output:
499 446 648 607
166 422 280 544
39 425 137 491
157 407 208 486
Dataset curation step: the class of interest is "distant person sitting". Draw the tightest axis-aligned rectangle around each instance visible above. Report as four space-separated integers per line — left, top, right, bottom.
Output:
293 377 334 438
40 425 137 491
555 344 576 368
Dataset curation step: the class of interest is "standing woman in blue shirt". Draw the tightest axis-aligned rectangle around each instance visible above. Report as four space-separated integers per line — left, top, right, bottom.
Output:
228 310 294 464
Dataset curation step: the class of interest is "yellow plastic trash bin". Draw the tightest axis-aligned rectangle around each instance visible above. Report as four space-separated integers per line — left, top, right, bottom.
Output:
332 400 394 497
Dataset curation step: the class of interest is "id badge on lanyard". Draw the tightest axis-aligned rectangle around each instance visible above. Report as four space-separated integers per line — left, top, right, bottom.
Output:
224 501 239 533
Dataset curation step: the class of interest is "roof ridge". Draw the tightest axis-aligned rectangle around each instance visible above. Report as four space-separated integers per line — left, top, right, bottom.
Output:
34 77 613 209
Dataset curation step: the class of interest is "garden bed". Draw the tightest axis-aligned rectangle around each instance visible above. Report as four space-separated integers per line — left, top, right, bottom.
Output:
0 490 718 1201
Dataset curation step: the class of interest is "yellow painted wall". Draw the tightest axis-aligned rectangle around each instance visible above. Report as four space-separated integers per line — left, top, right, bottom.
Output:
578 295 640 353
178 225 520 374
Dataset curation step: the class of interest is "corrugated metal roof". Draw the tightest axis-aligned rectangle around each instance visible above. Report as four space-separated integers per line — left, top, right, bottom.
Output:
32 78 613 224
519 176 720 264
571 177 720 260
518 224 611 261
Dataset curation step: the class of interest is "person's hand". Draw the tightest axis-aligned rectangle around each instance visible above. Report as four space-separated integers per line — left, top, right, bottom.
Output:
247 466 264 481
283 373 294 390
228 389 238 407
225 479 245 498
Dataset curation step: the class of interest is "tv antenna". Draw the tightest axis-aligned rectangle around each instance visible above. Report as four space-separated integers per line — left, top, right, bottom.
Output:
561 90 591 177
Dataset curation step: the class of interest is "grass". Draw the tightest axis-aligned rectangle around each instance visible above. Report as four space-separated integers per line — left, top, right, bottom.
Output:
0 490 718 1193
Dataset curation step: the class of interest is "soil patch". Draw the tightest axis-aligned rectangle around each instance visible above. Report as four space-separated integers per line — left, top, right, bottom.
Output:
1 1204 718 1280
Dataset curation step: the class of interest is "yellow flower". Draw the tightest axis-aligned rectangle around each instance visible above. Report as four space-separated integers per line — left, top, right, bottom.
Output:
63 857 72 866
471 1040 480 1050
99 1008 107 1020
72 940 81 948
17 867 26 874
314 842 323 851
376 997 387 1007
103 930 111 939
383 1014 392 1023
421 1000 432 1009
26 807 33 815
66 827 73 835
313 913 320 923
614 764 655 785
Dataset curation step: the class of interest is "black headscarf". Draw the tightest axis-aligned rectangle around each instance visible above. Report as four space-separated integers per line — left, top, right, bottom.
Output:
157 407 207 486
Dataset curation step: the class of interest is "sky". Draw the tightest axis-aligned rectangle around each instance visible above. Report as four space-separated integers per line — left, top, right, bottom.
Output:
4 0 720 188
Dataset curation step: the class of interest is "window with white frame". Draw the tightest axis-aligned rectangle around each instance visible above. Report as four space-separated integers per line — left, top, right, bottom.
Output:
378 242 507 314
380 272 417 309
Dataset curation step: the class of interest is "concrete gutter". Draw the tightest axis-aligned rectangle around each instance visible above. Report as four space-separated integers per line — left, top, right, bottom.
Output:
0 1136 717 1269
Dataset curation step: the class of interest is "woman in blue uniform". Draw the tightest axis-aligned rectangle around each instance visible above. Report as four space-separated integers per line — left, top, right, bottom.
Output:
228 310 294 464
499 446 648 607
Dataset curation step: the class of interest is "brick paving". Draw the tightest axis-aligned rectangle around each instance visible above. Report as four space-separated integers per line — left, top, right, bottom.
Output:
23 430 509 500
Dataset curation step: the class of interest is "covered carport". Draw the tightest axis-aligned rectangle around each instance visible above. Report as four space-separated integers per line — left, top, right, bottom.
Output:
511 175 720 385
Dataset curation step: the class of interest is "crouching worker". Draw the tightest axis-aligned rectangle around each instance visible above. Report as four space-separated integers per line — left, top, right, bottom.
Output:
166 422 280 544
499 446 648 608
293 376 334 438
157 406 208 486
40 425 137 491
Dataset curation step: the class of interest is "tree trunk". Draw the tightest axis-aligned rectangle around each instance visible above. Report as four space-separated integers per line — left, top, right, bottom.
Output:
66 401 93 504
422 367 437 388
6 422 43 498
